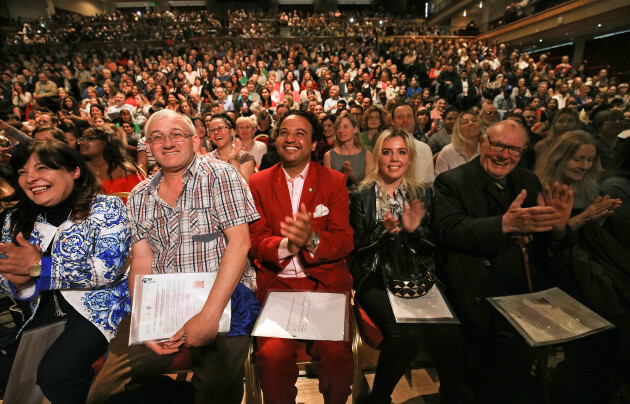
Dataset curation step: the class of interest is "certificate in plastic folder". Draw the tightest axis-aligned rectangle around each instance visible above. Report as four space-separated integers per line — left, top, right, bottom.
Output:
129 273 231 345
252 290 349 341
387 284 459 324
488 287 615 347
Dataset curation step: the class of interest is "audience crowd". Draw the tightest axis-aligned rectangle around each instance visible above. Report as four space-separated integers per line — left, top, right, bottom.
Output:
0 9 629 403
2 9 438 45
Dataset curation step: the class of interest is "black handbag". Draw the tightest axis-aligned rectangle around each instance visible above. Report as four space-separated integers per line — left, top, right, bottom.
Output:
378 232 435 298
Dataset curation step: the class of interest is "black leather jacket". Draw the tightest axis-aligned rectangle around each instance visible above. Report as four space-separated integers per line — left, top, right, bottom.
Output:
349 182 435 292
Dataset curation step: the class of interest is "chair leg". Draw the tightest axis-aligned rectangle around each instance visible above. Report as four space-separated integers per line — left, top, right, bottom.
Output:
244 337 263 404
351 304 365 403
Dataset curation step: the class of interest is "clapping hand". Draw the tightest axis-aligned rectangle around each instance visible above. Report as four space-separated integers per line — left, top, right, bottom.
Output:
502 188 564 234
342 161 354 177
0 233 41 286
542 182 573 233
384 210 401 234
569 195 621 228
401 200 426 232
280 203 313 254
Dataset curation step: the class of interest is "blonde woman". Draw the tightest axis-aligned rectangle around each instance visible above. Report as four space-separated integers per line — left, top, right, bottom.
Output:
535 130 621 229
349 128 432 403
434 111 483 176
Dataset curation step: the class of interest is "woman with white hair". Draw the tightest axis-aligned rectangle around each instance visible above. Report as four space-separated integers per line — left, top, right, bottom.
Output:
235 116 267 167
434 111 483 176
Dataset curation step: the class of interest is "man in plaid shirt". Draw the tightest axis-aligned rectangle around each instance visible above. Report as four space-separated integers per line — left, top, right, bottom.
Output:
88 109 260 404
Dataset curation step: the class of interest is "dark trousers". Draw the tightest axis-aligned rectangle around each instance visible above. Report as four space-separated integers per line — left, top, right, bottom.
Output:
38 294 108 404
87 315 249 404
356 272 425 402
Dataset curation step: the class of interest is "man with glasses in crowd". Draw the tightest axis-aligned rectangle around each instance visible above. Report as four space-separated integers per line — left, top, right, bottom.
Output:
88 109 260 404
479 102 499 129
430 120 611 402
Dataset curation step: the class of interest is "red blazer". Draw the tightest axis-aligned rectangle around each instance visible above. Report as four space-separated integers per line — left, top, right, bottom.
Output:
248 162 354 300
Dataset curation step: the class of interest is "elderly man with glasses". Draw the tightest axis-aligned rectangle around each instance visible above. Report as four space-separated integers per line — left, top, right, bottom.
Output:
429 120 612 402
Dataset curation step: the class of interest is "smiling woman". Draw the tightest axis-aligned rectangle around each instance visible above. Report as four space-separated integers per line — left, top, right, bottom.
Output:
0 140 130 402
535 130 621 230
207 113 255 183
323 113 372 187
349 129 434 403
79 126 146 204
434 111 483 176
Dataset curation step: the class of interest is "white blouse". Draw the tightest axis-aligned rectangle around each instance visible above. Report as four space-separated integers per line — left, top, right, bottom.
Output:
434 143 480 177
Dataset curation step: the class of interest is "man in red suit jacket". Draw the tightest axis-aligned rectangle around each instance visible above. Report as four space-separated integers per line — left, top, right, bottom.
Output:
248 111 354 403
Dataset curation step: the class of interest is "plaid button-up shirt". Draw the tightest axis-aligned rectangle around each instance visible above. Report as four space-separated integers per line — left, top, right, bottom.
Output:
128 155 260 290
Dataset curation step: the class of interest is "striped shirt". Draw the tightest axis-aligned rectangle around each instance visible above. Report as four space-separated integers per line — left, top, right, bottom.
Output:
128 155 260 290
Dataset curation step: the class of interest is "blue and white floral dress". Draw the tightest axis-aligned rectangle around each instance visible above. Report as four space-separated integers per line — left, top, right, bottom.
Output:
0 195 131 341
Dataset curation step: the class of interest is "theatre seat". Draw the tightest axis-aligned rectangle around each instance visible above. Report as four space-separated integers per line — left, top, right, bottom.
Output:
253 133 269 146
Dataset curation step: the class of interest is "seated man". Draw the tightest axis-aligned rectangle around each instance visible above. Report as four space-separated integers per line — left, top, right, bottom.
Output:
430 120 612 402
248 111 354 403
88 109 260 404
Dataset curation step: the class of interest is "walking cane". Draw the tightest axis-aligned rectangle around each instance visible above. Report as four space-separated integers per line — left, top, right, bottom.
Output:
513 233 551 404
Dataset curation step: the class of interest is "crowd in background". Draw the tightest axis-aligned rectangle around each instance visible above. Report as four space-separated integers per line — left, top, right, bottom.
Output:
0 12 629 401
2 9 437 45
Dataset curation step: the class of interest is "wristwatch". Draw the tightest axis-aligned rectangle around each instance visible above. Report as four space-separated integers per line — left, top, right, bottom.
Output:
306 231 320 250
28 261 42 277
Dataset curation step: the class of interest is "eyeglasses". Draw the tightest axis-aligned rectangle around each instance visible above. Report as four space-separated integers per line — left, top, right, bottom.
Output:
149 132 191 144
208 126 230 134
78 136 104 143
487 139 526 157
483 111 499 116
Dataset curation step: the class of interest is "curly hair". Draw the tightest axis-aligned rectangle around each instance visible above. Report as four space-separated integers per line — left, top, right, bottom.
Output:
276 110 323 145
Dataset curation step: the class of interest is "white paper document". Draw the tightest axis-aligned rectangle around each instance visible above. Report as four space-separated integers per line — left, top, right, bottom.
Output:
488 287 615 347
129 272 231 345
252 291 348 341
387 285 459 323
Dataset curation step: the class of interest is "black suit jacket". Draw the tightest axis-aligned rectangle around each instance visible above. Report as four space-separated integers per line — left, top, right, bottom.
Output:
431 157 572 341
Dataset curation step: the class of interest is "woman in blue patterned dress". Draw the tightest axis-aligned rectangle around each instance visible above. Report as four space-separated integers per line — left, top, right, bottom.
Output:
0 140 131 403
